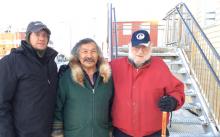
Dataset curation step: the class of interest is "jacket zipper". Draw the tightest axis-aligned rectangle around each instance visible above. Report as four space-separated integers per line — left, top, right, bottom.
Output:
47 79 51 85
90 76 99 137
92 88 95 137
46 65 51 86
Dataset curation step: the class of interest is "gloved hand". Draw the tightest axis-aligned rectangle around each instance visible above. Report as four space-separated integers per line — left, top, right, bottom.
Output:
58 64 69 78
158 96 177 112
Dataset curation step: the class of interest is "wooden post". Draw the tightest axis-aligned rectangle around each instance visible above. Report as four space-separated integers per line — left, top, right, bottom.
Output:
161 111 167 137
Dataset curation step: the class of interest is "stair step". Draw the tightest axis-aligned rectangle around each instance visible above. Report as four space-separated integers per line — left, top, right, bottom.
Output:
184 79 192 85
185 89 197 96
116 52 128 57
164 59 183 65
172 68 187 74
170 132 213 137
152 52 179 57
171 117 205 125
183 103 201 110
152 47 177 53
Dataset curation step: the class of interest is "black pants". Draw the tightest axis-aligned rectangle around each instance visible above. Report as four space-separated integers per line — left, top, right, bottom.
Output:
113 127 169 137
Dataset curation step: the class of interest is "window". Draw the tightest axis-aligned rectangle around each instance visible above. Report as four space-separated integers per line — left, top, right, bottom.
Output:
204 0 216 27
123 23 132 35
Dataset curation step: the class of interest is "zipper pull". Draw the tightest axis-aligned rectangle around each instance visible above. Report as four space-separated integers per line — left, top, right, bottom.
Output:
92 89 95 94
48 79 51 85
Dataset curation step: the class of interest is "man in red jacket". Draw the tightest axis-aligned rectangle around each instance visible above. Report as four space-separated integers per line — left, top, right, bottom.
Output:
110 30 185 137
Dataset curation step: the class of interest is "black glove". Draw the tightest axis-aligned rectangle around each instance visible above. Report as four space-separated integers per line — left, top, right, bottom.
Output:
158 96 177 112
58 64 69 78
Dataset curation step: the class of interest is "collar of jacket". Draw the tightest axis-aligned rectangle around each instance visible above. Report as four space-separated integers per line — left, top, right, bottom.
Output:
13 40 58 65
82 69 99 88
69 59 111 87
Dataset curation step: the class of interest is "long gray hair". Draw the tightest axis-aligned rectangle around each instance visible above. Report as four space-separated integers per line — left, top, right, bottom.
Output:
70 38 104 65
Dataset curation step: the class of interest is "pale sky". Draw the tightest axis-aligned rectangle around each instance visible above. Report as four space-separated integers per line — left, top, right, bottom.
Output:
0 0 109 55
0 0 201 56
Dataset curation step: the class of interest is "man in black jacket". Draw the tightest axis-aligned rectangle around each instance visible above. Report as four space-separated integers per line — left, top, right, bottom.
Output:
0 21 58 137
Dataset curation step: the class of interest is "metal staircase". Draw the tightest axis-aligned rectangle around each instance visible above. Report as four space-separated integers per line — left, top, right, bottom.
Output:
152 47 218 137
163 3 220 136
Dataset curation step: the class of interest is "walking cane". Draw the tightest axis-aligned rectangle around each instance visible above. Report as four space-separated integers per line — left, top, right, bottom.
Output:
161 111 167 137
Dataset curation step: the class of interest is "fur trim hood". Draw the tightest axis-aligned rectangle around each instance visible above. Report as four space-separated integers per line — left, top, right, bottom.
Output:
69 59 111 86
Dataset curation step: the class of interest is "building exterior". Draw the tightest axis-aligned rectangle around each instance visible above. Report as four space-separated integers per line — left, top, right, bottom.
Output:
112 21 161 47
0 32 25 58
186 0 220 54
202 0 220 54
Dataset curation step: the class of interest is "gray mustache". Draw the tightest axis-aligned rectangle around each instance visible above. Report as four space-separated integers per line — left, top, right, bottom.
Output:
83 58 95 62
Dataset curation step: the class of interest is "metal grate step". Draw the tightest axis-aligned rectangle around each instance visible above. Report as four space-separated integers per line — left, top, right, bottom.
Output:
116 52 128 57
184 79 192 85
172 68 187 74
170 132 214 137
151 52 179 57
185 89 197 97
168 121 208 135
171 117 205 125
164 59 183 65
183 103 201 110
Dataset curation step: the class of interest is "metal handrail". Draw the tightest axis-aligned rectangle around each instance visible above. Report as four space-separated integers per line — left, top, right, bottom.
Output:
180 3 220 61
166 2 220 61
164 2 220 61
175 4 220 86
164 2 220 133
165 2 220 86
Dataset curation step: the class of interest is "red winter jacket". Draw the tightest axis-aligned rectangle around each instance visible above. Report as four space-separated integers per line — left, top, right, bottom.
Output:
110 57 185 137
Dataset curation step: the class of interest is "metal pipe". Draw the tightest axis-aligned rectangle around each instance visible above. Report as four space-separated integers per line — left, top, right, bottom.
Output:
107 3 113 60
112 7 118 58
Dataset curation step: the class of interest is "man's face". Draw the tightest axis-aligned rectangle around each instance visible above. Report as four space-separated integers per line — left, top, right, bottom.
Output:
78 43 98 69
29 30 49 51
130 45 151 66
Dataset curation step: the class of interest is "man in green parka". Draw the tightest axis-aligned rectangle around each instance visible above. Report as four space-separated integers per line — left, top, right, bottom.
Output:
52 38 114 137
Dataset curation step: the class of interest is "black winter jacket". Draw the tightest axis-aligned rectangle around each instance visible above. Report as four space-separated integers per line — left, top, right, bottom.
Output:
0 41 58 137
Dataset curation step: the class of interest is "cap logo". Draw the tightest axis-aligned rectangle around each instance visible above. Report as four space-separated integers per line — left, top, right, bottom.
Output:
136 33 145 40
34 22 43 26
